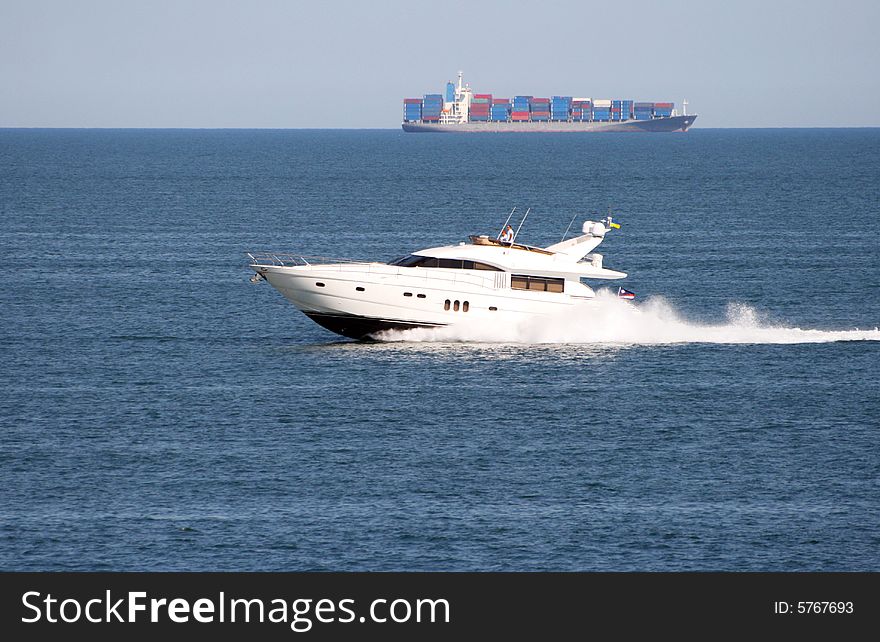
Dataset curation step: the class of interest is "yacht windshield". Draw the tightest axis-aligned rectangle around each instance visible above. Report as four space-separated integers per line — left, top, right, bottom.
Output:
389 255 501 271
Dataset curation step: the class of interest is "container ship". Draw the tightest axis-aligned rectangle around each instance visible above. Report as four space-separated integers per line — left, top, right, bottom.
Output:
402 72 696 133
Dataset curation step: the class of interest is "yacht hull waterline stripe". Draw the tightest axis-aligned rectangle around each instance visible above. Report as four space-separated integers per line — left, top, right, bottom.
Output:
304 312 445 340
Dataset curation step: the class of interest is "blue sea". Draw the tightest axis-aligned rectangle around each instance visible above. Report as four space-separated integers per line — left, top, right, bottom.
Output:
1 128 878 571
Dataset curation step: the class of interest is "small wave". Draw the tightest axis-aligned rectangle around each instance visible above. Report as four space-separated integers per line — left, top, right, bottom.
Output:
373 292 880 345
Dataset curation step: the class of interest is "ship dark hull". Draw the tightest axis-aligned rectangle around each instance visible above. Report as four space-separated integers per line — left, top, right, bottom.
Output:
304 312 443 340
402 114 696 133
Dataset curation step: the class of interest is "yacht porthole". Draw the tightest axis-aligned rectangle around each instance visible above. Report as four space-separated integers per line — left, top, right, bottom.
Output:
403 292 413 297
315 282 325 287
417 293 426 299
356 286 365 292
463 301 469 312
444 300 450 311
453 300 460 312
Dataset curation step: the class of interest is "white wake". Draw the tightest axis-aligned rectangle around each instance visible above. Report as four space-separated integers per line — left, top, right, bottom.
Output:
374 292 880 345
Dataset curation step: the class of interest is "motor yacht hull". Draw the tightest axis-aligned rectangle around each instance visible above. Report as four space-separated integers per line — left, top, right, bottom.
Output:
249 217 628 341
255 264 593 340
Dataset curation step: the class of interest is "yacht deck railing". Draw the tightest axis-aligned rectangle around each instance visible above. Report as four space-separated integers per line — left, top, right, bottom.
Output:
246 252 501 290
246 252 371 267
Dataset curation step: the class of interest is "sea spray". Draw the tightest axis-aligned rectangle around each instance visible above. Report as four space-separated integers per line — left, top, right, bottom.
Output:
374 291 880 345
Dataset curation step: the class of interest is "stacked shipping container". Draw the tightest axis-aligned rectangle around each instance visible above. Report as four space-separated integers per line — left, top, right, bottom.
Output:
609 100 635 121
653 102 673 117
592 99 611 121
571 98 592 121
403 98 422 122
470 94 491 122
491 98 510 122
530 97 550 122
551 96 571 122
511 95 531 121
405 86 674 123
611 100 621 121
421 94 443 122
634 102 653 120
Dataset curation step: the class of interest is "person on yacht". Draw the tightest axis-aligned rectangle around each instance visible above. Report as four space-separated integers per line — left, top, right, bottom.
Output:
500 225 514 244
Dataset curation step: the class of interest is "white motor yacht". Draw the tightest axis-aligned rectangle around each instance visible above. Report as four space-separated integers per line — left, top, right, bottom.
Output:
248 216 628 340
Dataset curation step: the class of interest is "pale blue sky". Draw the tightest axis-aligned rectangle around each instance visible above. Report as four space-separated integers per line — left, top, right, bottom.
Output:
1 0 878 128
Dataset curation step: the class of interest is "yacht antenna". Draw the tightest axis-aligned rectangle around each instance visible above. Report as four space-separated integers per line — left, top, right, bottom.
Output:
560 212 579 243
497 207 517 239
511 207 531 246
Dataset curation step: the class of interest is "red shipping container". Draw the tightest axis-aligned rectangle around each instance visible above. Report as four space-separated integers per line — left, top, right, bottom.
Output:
403 98 422 104
493 98 510 103
474 94 493 100
510 111 530 121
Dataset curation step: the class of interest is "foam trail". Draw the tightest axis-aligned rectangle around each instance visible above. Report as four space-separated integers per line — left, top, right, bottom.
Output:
375 292 880 345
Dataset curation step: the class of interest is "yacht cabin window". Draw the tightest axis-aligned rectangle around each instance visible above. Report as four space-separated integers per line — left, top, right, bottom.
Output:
510 275 565 293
